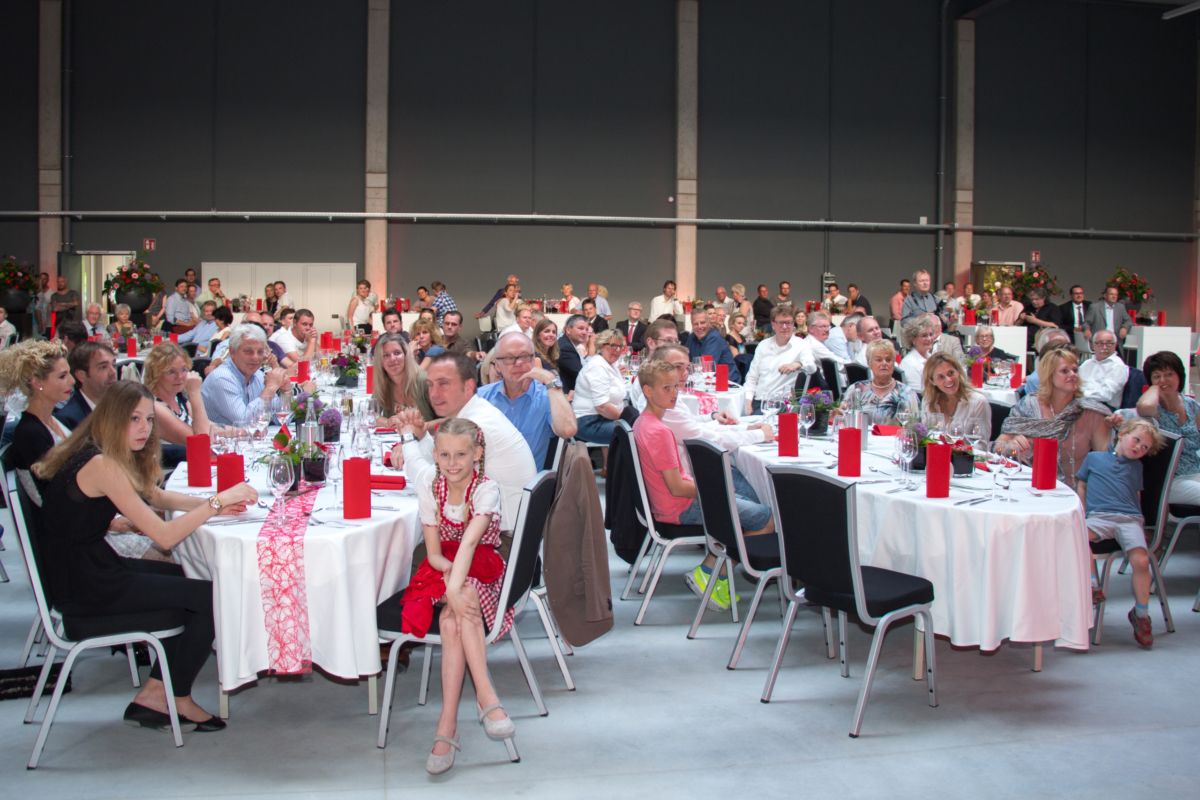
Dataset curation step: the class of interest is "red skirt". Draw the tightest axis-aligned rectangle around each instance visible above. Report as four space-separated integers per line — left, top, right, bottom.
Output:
398 541 505 637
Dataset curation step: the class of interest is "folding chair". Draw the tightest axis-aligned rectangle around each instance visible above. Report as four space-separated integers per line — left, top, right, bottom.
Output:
1160 502 1200 575
612 422 706 625
375 471 558 757
761 465 938 738
820 359 842 402
9 483 188 768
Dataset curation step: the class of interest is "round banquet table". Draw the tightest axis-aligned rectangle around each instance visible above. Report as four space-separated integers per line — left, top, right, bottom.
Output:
167 438 420 708
733 433 1092 656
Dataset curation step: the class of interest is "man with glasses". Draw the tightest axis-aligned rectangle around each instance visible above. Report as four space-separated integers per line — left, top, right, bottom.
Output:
806 310 850 389
684 307 740 382
1060 284 1090 335
477 331 576 468
994 285 1024 327
1079 330 1128 409
629 319 680 411
852 315 883 367
743 306 817 415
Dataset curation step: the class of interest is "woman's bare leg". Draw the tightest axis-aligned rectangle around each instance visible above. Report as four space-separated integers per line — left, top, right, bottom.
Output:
432 606 464 756
458 585 505 722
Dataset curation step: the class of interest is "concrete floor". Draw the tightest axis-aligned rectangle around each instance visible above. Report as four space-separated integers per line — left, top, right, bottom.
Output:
1 502 1199 798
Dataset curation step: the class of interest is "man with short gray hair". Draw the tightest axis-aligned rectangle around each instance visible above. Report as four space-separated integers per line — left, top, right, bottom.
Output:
1079 329 1128 409
83 302 105 338
853 315 883 366
616 302 647 353
201 323 301 426
900 269 941 326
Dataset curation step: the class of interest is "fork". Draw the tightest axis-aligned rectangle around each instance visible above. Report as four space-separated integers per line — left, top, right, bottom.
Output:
1027 488 1075 498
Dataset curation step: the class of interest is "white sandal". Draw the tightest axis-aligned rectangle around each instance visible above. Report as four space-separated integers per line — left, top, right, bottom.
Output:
426 733 460 774
478 702 516 739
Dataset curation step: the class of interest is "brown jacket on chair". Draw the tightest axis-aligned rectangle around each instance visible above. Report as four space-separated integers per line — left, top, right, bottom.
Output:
543 440 613 647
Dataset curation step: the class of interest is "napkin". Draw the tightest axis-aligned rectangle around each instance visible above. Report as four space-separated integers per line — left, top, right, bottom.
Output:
343 458 371 519
169 333 178 344
838 427 861 477
366 365 374 394
370 474 407 490
990 309 999 325
1009 363 1023 389
126 338 137 357
970 362 984 388
376 427 397 434
1157 311 1166 326
256 298 263 311
296 360 309 381
1032 438 1058 490
895 353 902 364
1142 384 1151 394
186 435 212 487
715 364 728 392
964 309 976 325
216 453 245 492
870 424 901 436
153 335 162 346
925 443 951 498
778 413 799 457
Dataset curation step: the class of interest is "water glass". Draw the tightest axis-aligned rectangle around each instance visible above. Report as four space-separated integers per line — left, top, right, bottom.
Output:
267 455 295 524
1000 441 1021 502
986 442 1006 499
798 404 816 441
325 444 344 500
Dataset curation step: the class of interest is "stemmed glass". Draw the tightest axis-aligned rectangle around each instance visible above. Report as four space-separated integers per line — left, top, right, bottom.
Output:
922 412 946 438
999 441 1021 502
895 428 918 488
896 406 913 428
267 454 295 524
325 444 344 502
986 442 1006 500
211 429 230 457
352 424 373 464
798 403 816 442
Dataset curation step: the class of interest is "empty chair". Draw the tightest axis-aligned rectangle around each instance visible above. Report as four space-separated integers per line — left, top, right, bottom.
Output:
819 359 842 403
988 402 1011 442
762 465 938 738
845 363 870 386
1160 502 1200 575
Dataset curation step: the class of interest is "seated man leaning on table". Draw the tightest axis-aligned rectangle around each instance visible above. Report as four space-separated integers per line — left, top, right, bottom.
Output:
633 358 774 613
205 312 287 376
200 323 315 426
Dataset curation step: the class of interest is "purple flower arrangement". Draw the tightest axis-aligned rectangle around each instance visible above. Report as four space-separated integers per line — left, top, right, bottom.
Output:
968 345 983 358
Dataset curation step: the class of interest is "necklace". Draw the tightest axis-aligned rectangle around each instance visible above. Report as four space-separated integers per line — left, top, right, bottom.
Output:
872 378 895 395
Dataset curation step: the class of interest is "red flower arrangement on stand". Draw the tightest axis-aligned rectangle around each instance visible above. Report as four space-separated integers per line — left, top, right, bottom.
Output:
101 258 164 300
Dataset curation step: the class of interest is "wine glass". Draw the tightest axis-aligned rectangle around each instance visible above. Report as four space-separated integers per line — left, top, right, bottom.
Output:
798 403 816 442
352 425 373 463
1000 441 1021 503
267 454 295 524
828 413 845 447
947 422 965 445
896 406 913 428
325 444 344 502
896 429 918 488
986 442 1006 500
922 412 946 438
211 430 229 457
965 423 983 449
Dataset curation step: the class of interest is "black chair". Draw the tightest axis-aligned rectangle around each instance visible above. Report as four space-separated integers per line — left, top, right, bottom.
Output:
845 363 870 386
1090 431 1180 644
612 422 707 625
762 465 938 738
191 357 212 376
989 402 1012 441
375 471 559 756
820 359 842 403
180 342 199 357
683 439 784 668
8 483 188 768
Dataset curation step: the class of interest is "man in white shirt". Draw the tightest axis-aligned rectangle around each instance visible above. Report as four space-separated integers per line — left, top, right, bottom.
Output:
806 310 850 389
498 303 535 340
648 280 683 321
269 308 301 355
82 303 106 338
392 353 536 531
1079 330 1128 408
0 307 16 348
273 280 295 316
852 315 883 367
743 305 818 414
712 286 735 316
822 283 849 312
585 284 612 321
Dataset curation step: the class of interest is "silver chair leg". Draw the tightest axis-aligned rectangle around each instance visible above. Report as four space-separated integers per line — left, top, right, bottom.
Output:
532 587 573 655
28 645 83 768
509 627 548 716
849 615 897 738
634 540 679 625
1148 554 1174 633
19 616 42 668
0 552 8 582
503 735 521 763
727 567 778 669
620 534 653 601
1193 586 1200 613
529 592 574 690
759 600 799 703
24 646 57 724
1159 517 1196 574
147 637 185 749
687 555 725 639
822 606 835 658
638 543 665 595
838 610 849 678
1092 554 1118 645
127 645 141 687
727 564 739 624
778 576 788 618
418 644 432 706
377 638 403 749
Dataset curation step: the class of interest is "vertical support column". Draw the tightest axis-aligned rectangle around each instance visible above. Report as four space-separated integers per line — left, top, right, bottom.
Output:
675 0 699 302
364 0 390 297
1192 43 1200 333
952 19 975 288
38 0 63 276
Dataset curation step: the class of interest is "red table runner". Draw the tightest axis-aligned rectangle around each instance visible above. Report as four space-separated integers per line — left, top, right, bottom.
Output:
256 490 319 675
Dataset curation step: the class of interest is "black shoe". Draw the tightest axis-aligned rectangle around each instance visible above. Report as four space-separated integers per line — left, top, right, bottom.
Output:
123 702 198 733
186 714 227 732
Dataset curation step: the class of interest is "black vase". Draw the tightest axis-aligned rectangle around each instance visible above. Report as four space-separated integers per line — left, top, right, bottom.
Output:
115 290 153 313
323 425 340 443
0 289 31 314
300 458 326 487
809 410 830 436
911 450 927 472
952 451 975 476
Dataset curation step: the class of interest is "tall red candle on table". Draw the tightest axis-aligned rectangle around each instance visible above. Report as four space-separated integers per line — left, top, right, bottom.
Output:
186 434 212 487
777 413 799 457
715 364 728 392
838 427 861 477
126 338 137 357
1032 438 1058 490
366 365 374 393
1009 363 1023 389
343 458 371 519
970 362 984 388
925 444 951 498
964 309 976 325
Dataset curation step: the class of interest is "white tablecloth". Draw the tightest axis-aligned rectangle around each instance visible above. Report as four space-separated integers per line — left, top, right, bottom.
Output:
978 385 1019 407
168 455 420 691
734 436 1092 652
677 387 747 420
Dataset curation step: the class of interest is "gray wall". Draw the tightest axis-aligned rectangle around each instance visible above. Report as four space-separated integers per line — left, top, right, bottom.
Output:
3 1 1196 329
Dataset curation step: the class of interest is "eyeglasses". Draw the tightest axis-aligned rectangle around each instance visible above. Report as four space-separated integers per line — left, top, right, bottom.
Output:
164 369 188 378
604 343 627 352
495 355 536 366
773 321 795 328
809 324 831 331
1093 340 1117 348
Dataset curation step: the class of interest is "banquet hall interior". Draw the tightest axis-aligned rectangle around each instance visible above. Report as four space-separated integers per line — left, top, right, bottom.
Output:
1 0 1199 796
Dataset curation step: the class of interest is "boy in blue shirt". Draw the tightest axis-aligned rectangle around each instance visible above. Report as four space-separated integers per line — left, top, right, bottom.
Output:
1075 418 1163 646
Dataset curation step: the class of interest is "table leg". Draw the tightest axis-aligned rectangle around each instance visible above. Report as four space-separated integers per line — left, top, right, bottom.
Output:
219 688 229 719
912 627 925 680
1031 642 1043 672
368 674 378 715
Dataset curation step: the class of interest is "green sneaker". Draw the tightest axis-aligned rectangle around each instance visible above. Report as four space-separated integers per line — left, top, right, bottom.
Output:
686 566 739 612
709 577 740 611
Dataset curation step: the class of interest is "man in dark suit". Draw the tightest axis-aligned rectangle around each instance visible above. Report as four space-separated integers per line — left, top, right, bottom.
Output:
556 314 592 394
581 298 609 334
1059 284 1091 337
54 341 118 430
615 301 648 354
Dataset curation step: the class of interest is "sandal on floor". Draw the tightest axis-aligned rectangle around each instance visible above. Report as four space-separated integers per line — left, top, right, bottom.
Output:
478 702 516 739
427 734 460 774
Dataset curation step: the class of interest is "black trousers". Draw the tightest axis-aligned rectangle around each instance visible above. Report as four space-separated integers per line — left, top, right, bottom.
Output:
62 560 214 697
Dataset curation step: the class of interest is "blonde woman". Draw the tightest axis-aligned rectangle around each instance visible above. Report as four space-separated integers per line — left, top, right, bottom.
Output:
0 339 74 500
560 283 581 313
493 284 520 330
836 339 919 422
730 283 753 320
478 348 503 386
142 342 214 444
921 352 991 440
371 332 435 424
35 381 256 732
263 283 278 318
410 319 446 369
726 313 748 357
572 329 627 446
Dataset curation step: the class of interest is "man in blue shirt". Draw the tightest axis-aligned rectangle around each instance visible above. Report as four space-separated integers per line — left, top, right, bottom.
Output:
177 301 219 352
201 323 309 426
684 307 740 383
476 330 577 469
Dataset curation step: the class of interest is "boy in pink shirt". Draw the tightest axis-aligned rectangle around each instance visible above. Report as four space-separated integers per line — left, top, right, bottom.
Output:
633 360 774 611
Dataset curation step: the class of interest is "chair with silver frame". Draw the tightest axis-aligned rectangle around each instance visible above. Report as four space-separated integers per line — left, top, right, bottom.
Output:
761 464 939 738
682 438 785 668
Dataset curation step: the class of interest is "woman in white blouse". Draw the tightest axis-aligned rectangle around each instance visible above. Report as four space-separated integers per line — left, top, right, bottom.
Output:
921 352 991 440
572 329 628 446
347 279 379 332
493 284 520 330
898 314 939 392
743 305 817 415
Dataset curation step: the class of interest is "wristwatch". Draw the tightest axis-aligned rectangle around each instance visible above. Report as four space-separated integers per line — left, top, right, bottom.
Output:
546 376 564 391
207 495 223 513
400 432 417 444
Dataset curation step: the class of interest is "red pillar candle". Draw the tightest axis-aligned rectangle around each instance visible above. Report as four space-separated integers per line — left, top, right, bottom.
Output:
715 364 728 392
216 453 245 492
296 359 309 381
925 443 951 498
838 427 862 477
970 362 984 388
169 333 178 344
1032 438 1058 490
343 458 371 519
777 413 799 457
683 302 692 314
126 338 137 357
257 298 263 311
1129 308 1137 323
379 300 386 313
366 365 374 394
964 309 976 325
1009 363 1023 389
153 335 162 346
1157 311 1166 326
186 434 212 487
991 309 999 325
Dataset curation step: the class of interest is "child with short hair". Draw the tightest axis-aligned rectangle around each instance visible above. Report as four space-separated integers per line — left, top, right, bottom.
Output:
1075 417 1164 646
398 418 516 774
633 360 774 613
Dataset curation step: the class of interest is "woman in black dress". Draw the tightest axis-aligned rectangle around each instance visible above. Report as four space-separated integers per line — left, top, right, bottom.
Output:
34 381 257 732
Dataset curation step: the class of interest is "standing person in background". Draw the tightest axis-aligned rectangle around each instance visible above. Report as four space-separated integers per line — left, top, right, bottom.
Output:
50 275 81 323
412 286 431 311
775 281 792 305
846 284 872 316
35 272 53 337
474 274 519 320
262 283 278 318
1060 285 1091 336
889 279 911 324
581 298 609 334
649 280 683 321
559 283 581 313
617 302 647 353
752 285 774 331
684 307 740 382
272 281 295 318
347 279 378 333
900 270 940 326
712 286 734 316
430 280 457 326
585 284 612 321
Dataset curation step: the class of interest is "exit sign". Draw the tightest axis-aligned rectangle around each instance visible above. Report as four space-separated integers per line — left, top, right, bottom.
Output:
143 238 156 251
1030 250 1040 263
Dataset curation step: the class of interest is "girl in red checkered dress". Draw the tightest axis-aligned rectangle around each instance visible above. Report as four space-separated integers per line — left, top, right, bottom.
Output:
401 418 516 773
